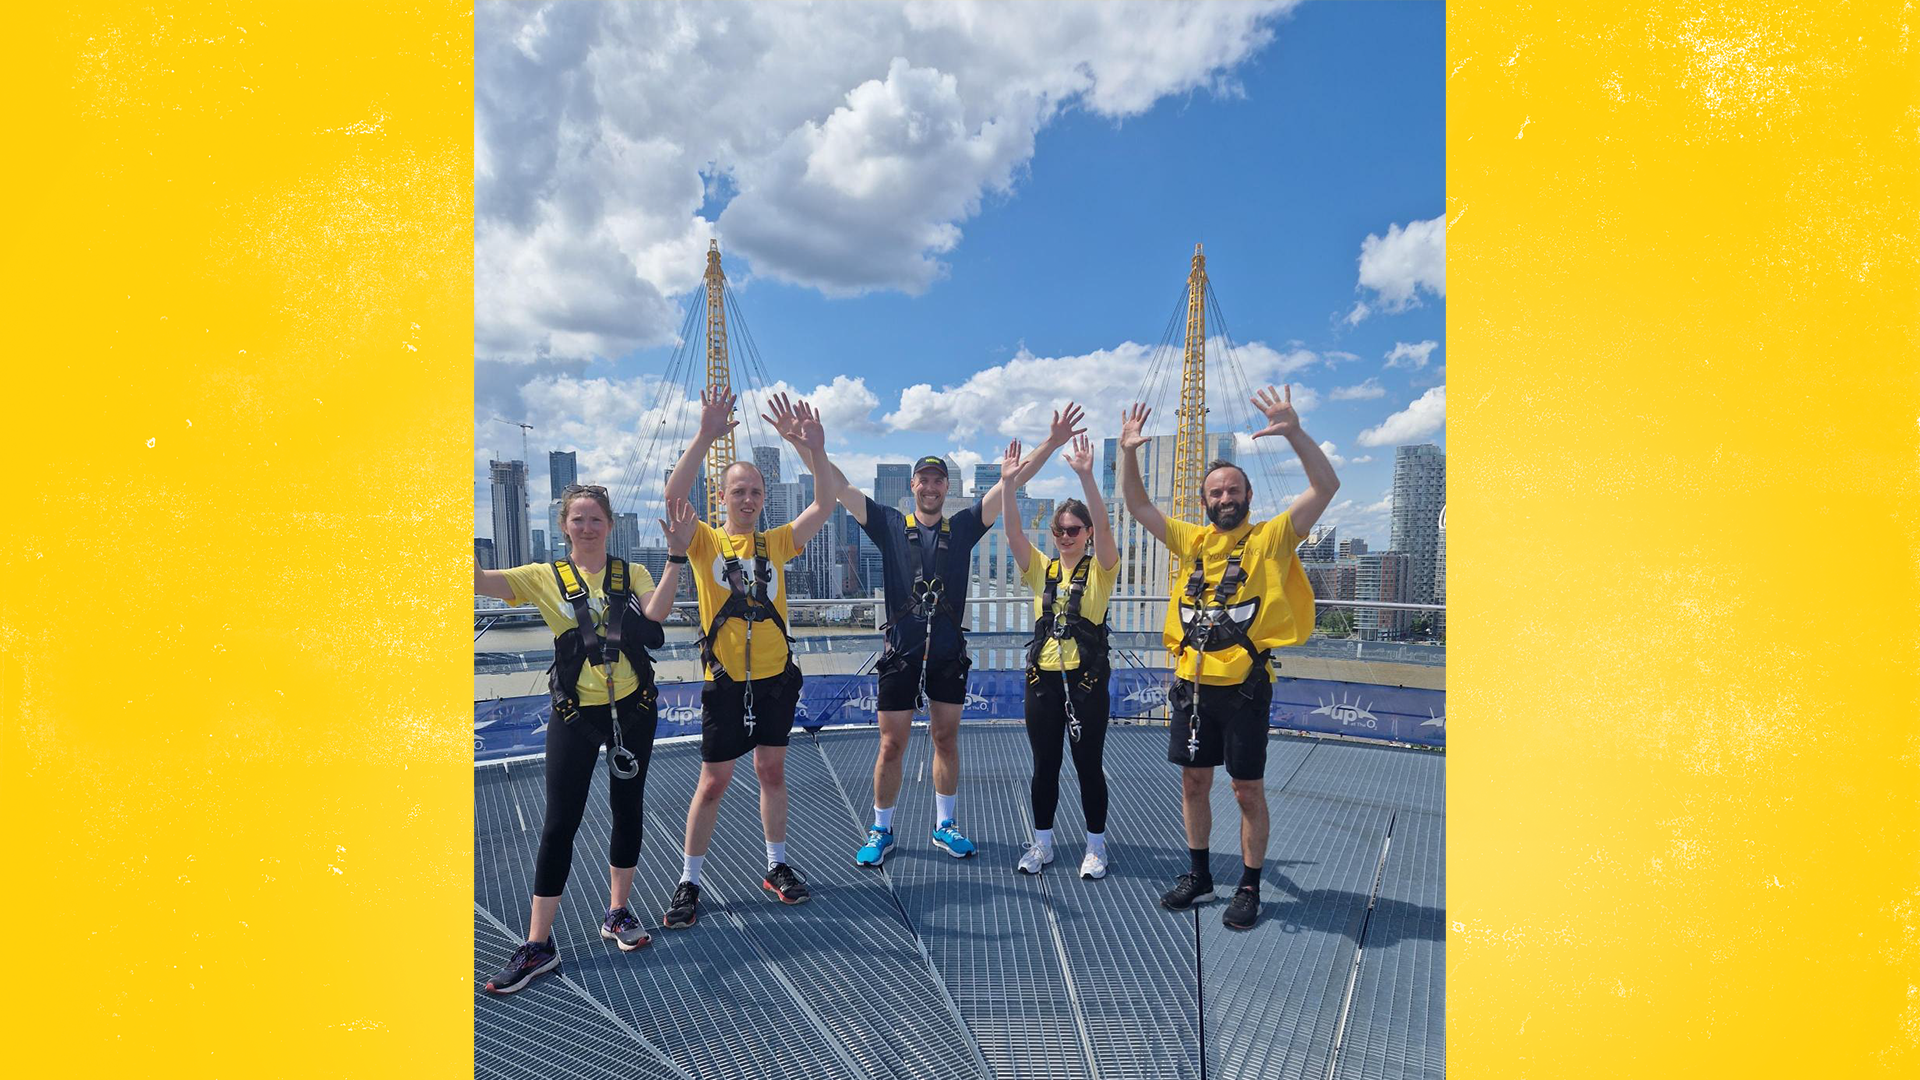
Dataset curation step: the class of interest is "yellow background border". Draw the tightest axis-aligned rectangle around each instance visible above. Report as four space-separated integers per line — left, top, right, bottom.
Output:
4 2 1916 1076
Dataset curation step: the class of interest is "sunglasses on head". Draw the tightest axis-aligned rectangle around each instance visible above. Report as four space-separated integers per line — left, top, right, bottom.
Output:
1051 524 1085 538
562 484 609 496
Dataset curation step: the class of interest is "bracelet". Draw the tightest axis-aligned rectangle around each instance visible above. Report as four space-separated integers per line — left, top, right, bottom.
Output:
666 554 689 564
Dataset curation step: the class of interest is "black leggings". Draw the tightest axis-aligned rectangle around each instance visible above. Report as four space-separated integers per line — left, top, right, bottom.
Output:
1023 666 1110 834
533 692 658 897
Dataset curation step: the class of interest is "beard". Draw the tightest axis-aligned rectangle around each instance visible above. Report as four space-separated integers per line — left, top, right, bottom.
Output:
1205 500 1247 529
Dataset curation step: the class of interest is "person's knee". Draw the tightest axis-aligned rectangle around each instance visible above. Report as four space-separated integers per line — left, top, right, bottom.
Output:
877 727 910 762
1231 778 1267 811
754 755 786 788
1181 768 1213 797
695 768 734 805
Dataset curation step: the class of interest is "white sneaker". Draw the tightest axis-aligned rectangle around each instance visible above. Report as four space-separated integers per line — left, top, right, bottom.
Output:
1079 848 1109 880
1016 843 1055 875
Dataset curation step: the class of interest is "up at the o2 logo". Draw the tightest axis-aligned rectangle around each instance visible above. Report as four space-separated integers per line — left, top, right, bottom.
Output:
1310 694 1380 731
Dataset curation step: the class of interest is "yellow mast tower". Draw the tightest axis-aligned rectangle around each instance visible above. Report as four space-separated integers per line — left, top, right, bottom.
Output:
1170 243 1209 577
701 239 735 525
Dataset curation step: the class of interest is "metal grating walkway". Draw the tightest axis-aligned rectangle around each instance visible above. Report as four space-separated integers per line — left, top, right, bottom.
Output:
476 724 1444 1079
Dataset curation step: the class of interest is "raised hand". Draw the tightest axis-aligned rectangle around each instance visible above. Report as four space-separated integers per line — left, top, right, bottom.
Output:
1250 384 1300 440
1048 402 1087 446
659 496 698 556
698 387 739 443
1119 403 1152 451
792 399 826 453
759 390 802 443
1064 433 1094 476
999 439 1023 478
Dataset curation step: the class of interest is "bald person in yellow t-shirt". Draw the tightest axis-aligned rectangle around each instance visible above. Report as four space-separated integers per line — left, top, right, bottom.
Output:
1118 385 1339 932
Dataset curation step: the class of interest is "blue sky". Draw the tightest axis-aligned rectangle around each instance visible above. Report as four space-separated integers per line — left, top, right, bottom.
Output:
475 0 1445 547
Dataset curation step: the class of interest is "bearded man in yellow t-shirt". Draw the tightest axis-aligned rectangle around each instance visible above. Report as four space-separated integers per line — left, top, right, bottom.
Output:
1117 385 1340 932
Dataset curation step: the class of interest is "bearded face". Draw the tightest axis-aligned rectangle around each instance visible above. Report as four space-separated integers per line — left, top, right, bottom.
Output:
1203 466 1250 530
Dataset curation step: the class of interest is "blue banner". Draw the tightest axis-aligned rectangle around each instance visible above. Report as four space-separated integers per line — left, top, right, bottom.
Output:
476 668 1444 761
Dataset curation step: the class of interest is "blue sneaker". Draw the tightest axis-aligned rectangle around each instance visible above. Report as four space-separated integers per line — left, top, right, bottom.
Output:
855 826 894 866
931 819 977 858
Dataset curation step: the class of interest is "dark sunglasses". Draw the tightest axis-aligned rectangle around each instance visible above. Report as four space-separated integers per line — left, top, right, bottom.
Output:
562 484 609 496
1051 524 1085 538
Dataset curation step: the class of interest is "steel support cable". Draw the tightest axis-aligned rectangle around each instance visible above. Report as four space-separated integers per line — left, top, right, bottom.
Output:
621 287 708 540
1207 284 1298 518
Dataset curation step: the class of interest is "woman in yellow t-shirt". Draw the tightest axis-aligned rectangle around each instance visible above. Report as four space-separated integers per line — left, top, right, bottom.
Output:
473 487 695 994
1000 435 1120 880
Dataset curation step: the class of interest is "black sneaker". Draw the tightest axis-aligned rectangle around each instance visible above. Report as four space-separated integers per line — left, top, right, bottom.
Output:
763 863 812 905
1222 885 1261 930
1159 872 1216 910
484 938 559 994
663 881 701 928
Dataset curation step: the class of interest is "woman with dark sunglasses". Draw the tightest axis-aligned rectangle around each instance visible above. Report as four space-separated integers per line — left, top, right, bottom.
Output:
999 433 1121 879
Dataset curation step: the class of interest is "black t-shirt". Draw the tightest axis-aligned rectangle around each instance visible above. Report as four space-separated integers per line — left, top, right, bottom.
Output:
861 496 989 659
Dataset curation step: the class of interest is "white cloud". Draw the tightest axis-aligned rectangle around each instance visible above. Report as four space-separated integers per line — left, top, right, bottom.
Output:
1348 213 1445 321
883 338 1319 442
477 1 1296 362
1330 377 1386 400
1356 385 1446 446
1384 340 1439 369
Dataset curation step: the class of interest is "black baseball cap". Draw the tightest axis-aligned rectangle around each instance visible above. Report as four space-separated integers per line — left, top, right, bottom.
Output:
913 455 948 478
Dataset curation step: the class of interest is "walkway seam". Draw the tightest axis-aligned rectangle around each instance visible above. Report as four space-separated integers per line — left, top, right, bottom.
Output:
810 731 996 1080
1018 802 1103 1078
1322 809 1396 1080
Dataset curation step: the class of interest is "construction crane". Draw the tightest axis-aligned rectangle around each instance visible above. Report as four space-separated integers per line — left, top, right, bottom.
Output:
1169 243 1208 579
491 417 533 465
700 240 735 525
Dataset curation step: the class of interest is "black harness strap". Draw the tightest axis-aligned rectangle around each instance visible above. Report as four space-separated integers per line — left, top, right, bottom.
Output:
549 557 645 779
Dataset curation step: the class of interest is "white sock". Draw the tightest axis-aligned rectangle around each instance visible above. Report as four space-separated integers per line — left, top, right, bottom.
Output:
766 841 787 870
935 792 957 824
1033 828 1054 851
680 854 704 885
1085 831 1107 856
873 805 894 830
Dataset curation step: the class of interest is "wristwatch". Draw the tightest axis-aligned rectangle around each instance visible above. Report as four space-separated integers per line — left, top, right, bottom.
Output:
666 554 689 564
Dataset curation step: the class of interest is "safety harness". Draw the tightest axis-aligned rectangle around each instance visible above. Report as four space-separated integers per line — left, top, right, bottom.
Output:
696 530 794 736
882 513 958 714
548 558 662 779
1025 554 1110 743
1171 533 1269 759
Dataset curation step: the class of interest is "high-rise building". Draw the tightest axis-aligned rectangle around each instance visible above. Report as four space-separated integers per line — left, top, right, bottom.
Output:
1299 525 1338 561
973 463 1000 499
531 528 547 564
548 500 569 562
1389 444 1445 606
1355 551 1413 640
1101 437 1118 499
1338 537 1369 559
474 537 496 571
489 459 532 569
548 450 577 502
1434 505 1446 637
614 512 640 561
665 466 708 522
753 444 782 486
875 463 910 514
763 481 802 529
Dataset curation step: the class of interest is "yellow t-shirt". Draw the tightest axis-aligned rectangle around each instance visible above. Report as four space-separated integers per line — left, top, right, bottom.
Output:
502 559 658 706
687 522 798 682
1020 551 1118 671
1160 512 1316 686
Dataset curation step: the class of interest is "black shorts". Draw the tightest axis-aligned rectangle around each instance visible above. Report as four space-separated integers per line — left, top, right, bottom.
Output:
876 650 972 712
700 664 801 763
1167 674 1274 780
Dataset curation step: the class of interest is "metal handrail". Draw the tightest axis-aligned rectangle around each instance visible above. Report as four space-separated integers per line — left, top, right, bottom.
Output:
474 594 1444 618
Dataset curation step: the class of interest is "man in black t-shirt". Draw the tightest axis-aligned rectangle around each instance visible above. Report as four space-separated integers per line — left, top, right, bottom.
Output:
817 404 1085 866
